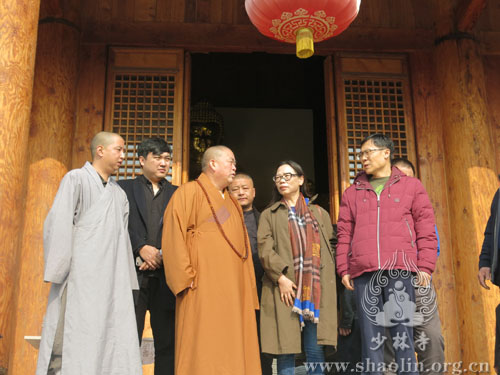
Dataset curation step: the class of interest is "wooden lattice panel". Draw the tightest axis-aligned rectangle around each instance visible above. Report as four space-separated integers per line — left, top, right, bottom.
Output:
344 78 409 182
104 48 185 185
334 54 416 190
111 73 176 180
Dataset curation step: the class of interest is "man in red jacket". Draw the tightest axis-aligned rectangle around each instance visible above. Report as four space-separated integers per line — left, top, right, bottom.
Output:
336 134 438 375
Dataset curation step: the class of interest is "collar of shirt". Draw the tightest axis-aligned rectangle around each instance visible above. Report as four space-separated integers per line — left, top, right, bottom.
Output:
138 174 167 193
98 173 107 187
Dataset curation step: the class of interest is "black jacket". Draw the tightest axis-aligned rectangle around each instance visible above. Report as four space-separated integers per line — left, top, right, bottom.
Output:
251 209 263 284
479 189 500 286
244 208 265 298
118 177 177 307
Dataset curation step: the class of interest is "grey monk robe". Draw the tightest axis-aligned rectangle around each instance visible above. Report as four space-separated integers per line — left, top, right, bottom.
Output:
36 162 142 375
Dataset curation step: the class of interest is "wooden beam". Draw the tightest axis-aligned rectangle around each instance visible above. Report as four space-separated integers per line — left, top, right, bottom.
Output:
8 19 80 375
323 56 340 222
434 25 499 370
0 0 40 371
81 22 435 53
408 50 461 365
182 52 191 184
456 0 487 32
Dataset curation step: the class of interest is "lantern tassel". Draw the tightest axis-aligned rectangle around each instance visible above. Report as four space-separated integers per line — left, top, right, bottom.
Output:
296 28 314 59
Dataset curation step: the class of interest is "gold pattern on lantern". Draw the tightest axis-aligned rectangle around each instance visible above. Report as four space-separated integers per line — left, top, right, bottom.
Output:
269 8 338 44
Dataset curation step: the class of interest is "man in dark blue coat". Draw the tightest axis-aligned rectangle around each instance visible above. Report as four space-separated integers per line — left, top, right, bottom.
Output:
479 188 500 288
229 173 273 375
118 138 177 375
479 186 500 372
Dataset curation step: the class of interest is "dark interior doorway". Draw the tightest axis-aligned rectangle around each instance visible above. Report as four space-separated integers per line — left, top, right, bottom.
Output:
190 52 329 211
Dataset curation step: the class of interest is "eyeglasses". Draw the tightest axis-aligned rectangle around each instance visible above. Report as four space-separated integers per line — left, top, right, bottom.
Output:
356 148 387 160
272 173 298 182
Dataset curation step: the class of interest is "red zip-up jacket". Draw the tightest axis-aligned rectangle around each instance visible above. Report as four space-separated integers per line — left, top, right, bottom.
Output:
336 166 438 279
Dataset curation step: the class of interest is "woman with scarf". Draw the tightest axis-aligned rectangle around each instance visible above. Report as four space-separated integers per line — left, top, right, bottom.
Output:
258 160 338 375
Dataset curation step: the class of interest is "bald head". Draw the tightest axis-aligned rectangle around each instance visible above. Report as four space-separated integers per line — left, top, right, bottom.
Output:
90 131 122 160
229 173 256 211
392 157 416 177
201 145 232 172
232 173 254 185
200 145 236 191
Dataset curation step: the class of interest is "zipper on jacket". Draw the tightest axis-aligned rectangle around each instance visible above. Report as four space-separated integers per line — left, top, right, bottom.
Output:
404 218 415 247
377 178 400 268
377 194 381 269
357 175 400 271
355 184 382 269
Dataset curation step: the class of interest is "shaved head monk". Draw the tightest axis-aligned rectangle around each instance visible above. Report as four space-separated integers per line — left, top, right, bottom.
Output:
36 131 142 375
162 145 261 375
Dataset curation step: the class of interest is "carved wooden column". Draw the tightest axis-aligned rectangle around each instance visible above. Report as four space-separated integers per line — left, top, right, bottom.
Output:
433 0 499 367
7 1 81 374
0 1 41 372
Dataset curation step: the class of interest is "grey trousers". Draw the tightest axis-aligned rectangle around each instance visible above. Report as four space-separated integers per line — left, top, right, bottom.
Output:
47 285 67 375
354 271 418 375
414 283 445 373
385 282 445 375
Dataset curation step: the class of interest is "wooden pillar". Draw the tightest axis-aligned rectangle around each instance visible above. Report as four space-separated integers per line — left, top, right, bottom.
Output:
0 1 41 372
72 44 107 169
433 0 500 368
409 51 461 364
7 1 81 374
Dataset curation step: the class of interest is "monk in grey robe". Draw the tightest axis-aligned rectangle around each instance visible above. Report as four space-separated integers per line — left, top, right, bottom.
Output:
36 132 142 375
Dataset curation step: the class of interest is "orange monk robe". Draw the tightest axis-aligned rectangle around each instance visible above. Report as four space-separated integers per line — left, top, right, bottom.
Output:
162 173 261 375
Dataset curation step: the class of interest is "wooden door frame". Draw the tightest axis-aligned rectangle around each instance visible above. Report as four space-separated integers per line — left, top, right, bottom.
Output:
181 52 191 184
324 56 341 222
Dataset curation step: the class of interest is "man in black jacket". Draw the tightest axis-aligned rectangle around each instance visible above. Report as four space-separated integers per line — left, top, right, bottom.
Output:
118 138 177 375
478 186 500 372
229 173 272 375
479 189 500 289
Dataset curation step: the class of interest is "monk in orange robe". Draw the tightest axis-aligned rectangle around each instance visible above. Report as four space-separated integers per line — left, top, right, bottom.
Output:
162 145 261 375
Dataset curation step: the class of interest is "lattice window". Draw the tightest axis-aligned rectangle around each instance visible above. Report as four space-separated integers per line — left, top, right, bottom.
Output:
105 48 185 184
111 73 176 180
335 54 416 189
345 79 409 182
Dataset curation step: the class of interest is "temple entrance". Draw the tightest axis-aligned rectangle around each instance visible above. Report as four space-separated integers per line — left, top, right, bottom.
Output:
190 52 330 212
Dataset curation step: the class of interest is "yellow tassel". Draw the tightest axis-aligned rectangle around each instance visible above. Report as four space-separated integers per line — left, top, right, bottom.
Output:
296 28 314 59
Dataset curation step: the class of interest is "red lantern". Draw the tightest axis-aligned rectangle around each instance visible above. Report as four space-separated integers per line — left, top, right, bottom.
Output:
245 0 361 59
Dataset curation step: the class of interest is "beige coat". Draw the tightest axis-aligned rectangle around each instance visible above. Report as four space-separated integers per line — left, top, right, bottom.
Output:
257 201 338 355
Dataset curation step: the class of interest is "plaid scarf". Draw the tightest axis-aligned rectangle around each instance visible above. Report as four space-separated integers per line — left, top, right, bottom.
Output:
287 194 322 326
